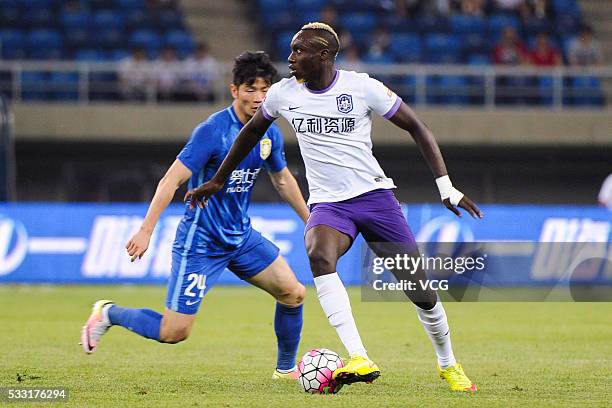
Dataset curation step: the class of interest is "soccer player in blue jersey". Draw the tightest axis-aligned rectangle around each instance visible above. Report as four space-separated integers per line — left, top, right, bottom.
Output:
81 51 309 380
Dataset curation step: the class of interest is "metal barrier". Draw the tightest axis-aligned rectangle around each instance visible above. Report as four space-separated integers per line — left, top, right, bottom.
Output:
0 60 609 108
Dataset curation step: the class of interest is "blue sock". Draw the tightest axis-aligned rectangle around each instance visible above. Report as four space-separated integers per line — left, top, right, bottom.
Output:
108 305 162 342
274 303 303 371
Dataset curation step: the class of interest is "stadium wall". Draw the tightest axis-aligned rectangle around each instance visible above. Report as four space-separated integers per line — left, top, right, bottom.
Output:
12 103 612 146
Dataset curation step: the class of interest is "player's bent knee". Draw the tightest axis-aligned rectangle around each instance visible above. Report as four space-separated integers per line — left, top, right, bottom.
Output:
159 326 190 344
307 247 337 274
276 282 306 306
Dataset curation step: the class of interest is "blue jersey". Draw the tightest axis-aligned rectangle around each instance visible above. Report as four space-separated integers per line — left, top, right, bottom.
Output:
175 105 286 254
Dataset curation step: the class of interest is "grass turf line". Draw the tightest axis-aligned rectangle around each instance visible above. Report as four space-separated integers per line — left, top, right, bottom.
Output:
0 285 610 407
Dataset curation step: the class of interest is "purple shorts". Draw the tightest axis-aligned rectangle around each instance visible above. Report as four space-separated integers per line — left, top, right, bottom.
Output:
305 189 417 250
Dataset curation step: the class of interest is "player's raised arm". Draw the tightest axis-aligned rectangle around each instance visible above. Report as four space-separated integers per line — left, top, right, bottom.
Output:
126 159 192 261
184 109 273 208
387 102 483 219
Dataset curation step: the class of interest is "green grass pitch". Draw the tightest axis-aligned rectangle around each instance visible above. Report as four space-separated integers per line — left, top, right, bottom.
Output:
1 285 610 407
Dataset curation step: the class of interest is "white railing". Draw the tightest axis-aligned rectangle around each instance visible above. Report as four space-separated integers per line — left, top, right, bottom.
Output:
0 60 609 109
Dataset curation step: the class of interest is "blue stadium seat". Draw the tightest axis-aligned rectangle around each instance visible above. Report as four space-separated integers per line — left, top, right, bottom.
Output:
461 33 489 57
258 0 292 11
417 16 450 33
275 31 294 60
0 29 26 59
295 0 327 12
389 33 421 63
28 29 62 49
552 0 579 15
538 76 554 106
296 11 321 26
555 14 581 35
157 10 183 30
523 17 554 35
451 15 485 35
0 0 21 8
260 10 295 32
74 49 107 61
467 54 490 65
94 10 126 31
340 13 377 31
21 0 57 9
50 71 79 101
130 29 161 52
116 0 145 10
126 10 151 29
96 28 123 49
28 47 63 60
381 15 418 33
425 34 460 63
488 14 519 34
0 7 22 29
164 30 194 54
62 11 92 30
109 49 129 61
571 76 603 106
439 75 469 105
65 28 91 49
399 75 416 104
23 9 56 29
21 71 49 100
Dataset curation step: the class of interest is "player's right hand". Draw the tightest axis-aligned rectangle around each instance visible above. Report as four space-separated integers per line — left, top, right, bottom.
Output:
126 229 152 262
183 179 224 209
443 194 483 219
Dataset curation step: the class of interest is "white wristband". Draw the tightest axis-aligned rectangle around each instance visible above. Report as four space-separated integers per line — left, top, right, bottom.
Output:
435 175 464 206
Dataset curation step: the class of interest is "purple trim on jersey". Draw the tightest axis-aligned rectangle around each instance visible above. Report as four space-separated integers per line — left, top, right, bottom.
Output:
260 105 275 121
383 96 402 119
306 70 340 94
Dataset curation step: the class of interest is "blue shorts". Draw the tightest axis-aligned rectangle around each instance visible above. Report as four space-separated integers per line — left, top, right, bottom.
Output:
165 228 280 315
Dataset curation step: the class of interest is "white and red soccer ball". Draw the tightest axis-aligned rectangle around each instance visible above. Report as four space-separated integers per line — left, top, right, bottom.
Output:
297 348 344 394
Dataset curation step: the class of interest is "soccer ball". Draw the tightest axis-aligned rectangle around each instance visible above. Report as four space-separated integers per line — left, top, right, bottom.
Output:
297 348 344 394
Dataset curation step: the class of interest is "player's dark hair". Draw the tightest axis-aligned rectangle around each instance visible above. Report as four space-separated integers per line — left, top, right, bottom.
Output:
232 51 277 87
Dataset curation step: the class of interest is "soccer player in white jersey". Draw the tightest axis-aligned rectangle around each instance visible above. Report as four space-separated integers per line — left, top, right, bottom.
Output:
185 23 483 392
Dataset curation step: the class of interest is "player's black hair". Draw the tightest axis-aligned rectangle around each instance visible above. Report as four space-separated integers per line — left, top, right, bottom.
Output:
232 51 277 87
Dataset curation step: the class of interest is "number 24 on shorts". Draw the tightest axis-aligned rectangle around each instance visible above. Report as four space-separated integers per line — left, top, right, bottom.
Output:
184 273 207 299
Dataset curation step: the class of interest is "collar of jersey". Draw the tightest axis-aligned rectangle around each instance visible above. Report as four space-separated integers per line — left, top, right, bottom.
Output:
227 105 243 127
305 70 340 94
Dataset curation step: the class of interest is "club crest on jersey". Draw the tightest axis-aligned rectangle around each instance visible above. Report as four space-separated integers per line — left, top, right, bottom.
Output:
260 138 272 160
336 94 353 114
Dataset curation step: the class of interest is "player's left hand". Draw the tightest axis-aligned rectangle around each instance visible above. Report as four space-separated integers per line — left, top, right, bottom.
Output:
184 179 224 209
443 194 483 219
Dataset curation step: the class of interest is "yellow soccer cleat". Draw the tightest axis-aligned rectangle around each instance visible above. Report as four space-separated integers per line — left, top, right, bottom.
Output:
332 354 380 385
271 367 299 380
438 363 478 392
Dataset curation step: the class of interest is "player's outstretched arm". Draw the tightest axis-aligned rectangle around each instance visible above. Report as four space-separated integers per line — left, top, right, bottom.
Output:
387 102 483 219
126 159 192 261
269 167 310 223
184 109 273 208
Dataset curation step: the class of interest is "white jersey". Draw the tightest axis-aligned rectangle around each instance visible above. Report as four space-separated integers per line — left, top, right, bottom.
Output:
261 70 401 204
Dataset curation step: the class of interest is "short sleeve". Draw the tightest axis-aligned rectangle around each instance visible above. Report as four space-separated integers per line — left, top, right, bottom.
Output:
177 121 217 174
261 82 281 120
263 125 287 173
363 76 402 119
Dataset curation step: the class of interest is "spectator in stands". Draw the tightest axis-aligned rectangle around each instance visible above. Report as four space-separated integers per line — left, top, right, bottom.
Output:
367 26 392 58
530 32 561 66
320 5 340 29
461 0 485 17
395 0 454 17
182 42 220 102
154 46 182 101
118 47 152 102
569 25 604 66
338 46 364 71
337 28 355 51
493 0 525 13
493 26 530 65
146 0 178 10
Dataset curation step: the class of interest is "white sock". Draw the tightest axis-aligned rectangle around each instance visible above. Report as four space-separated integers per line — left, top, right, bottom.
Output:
415 301 456 368
314 273 368 359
